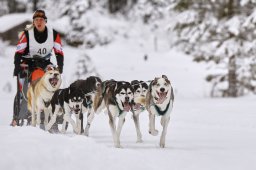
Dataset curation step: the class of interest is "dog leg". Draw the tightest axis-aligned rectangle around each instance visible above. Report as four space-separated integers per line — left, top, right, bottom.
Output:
148 111 158 136
116 114 126 148
160 115 170 148
45 107 59 131
31 98 36 127
36 109 41 126
61 118 67 133
36 99 43 127
84 109 94 136
64 113 78 134
44 107 50 127
133 113 143 143
108 112 119 148
75 113 82 134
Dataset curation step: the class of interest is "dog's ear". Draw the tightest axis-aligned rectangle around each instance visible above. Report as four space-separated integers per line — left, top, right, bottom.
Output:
55 66 60 72
152 77 158 86
162 75 168 79
162 75 170 84
131 80 139 86
129 83 135 93
142 81 149 89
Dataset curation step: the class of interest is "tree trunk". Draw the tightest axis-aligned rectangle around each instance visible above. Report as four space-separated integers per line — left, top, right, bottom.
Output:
7 0 17 13
227 55 237 97
108 0 127 13
32 0 39 11
226 0 237 97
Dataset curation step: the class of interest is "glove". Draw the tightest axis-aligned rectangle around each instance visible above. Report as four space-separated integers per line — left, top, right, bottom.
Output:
13 64 20 76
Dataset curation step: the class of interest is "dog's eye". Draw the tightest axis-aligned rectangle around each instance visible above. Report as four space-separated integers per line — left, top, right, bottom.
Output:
136 90 140 93
164 83 168 86
120 92 125 95
157 83 160 87
128 92 132 95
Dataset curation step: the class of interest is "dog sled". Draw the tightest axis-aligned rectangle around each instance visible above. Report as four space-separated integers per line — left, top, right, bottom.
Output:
12 62 31 126
11 55 63 129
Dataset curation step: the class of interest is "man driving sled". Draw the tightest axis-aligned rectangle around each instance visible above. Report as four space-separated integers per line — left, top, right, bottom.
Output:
10 9 64 127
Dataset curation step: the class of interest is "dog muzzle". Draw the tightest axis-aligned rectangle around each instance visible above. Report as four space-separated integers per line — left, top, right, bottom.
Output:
49 77 59 87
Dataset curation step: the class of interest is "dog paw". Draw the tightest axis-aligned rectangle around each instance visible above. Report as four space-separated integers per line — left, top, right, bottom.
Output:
84 129 89 136
160 143 165 148
39 124 45 130
136 139 143 143
73 128 80 134
149 129 158 136
45 126 50 131
115 144 123 148
49 126 60 134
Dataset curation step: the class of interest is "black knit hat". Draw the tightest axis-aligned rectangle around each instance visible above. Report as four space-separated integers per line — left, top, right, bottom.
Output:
33 9 47 20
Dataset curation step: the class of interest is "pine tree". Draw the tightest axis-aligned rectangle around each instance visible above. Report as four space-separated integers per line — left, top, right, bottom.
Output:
170 0 256 97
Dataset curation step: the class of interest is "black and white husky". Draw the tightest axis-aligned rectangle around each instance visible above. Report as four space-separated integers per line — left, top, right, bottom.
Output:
131 80 148 143
45 86 84 134
145 75 174 148
70 76 102 136
94 80 134 148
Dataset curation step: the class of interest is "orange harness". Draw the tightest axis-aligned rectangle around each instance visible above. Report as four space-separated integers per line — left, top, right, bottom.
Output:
31 68 45 81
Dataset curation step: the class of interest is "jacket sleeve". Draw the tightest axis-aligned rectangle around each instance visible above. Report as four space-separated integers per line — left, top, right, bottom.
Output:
13 31 29 76
14 31 28 65
53 30 64 73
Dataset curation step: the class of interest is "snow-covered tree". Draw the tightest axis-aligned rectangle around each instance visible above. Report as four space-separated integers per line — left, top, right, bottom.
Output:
39 0 118 48
170 0 256 97
74 53 100 80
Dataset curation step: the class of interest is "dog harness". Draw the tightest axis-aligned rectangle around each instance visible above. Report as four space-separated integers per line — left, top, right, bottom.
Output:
153 102 170 116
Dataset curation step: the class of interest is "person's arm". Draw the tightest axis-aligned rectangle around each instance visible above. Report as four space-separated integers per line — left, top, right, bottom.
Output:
53 30 64 73
13 31 28 76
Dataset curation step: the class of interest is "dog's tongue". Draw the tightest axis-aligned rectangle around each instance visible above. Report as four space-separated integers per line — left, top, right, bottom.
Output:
51 78 58 86
123 103 131 112
156 92 167 104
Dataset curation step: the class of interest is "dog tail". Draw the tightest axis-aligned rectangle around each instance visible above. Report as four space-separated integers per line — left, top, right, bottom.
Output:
134 96 146 106
93 83 105 114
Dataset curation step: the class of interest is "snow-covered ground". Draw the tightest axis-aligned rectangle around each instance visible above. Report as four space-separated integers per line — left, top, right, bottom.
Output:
0 17 256 170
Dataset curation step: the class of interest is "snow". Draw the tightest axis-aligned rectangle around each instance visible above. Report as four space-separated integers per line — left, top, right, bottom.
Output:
0 13 32 32
0 14 256 170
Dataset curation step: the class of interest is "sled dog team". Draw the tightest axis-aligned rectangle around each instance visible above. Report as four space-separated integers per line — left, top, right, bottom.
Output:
27 66 174 148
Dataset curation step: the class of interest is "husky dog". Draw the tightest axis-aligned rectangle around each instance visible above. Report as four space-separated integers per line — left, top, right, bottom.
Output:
94 80 134 148
145 75 174 148
131 80 148 143
69 76 102 136
27 66 61 128
45 85 84 134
